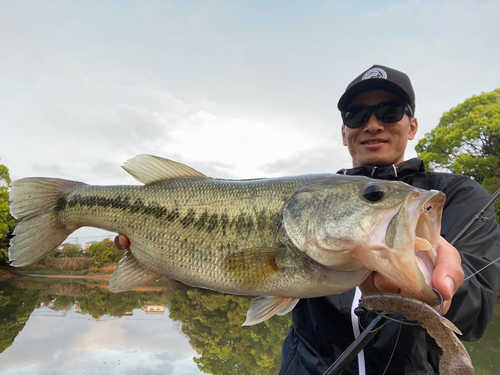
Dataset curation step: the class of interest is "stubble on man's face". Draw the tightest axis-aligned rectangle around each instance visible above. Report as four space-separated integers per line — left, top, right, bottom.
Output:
341 90 418 168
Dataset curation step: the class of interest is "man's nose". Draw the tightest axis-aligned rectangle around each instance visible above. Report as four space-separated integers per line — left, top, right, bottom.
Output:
363 112 384 132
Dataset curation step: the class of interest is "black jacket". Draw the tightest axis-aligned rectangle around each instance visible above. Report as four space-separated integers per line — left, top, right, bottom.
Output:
280 158 500 375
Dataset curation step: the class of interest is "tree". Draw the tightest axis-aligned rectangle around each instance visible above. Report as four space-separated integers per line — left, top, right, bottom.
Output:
168 287 291 375
415 89 500 221
0 285 41 353
0 164 18 266
89 238 123 267
63 244 83 258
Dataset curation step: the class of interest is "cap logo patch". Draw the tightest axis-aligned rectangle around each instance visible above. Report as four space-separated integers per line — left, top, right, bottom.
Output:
362 68 387 80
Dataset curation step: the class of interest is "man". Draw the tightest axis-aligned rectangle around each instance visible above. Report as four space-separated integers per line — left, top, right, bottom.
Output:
278 65 500 374
115 65 500 374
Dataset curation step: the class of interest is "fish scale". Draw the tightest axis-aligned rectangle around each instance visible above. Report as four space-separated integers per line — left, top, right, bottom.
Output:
9 154 445 325
56 176 317 292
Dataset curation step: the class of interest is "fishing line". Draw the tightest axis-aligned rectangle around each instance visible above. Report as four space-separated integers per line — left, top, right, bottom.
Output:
359 289 444 329
357 313 392 332
367 311 420 327
327 188 500 375
449 187 500 281
452 208 500 246
463 254 500 282
381 323 402 375
374 190 500 375
450 186 500 245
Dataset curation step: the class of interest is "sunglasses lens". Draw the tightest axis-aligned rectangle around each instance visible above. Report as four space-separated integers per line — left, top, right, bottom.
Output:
376 104 405 123
343 103 406 128
344 108 370 128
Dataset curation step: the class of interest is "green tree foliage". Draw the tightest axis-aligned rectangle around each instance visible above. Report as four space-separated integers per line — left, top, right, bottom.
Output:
77 289 150 319
52 295 77 311
416 88 500 183
416 89 500 222
168 287 291 375
0 164 18 266
63 244 83 258
0 285 41 354
89 238 123 267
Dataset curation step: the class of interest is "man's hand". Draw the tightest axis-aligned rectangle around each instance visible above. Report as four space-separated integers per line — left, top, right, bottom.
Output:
359 236 464 315
114 234 130 250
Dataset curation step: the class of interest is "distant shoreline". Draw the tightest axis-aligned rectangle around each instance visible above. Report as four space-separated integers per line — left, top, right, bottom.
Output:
23 273 111 280
0 268 23 282
0 267 115 282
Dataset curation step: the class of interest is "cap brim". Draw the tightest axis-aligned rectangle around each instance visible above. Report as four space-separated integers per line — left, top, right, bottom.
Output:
338 79 412 111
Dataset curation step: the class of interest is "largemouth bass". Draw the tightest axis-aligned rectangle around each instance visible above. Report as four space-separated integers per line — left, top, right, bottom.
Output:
9 154 445 325
360 294 475 374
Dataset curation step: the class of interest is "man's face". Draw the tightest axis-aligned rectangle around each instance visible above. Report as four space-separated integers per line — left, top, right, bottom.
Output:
341 90 418 168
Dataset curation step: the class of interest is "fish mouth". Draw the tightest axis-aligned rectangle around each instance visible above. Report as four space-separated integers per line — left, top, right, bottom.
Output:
358 189 446 306
410 190 445 291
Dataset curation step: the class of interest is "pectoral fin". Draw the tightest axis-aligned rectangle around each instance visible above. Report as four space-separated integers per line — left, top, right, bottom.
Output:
109 250 163 292
243 296 300 326
222 247 282 288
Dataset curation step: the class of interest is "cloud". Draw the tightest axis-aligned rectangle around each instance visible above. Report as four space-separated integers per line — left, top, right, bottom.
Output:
0 307 200 375
2 0 500 247
261 143 352 176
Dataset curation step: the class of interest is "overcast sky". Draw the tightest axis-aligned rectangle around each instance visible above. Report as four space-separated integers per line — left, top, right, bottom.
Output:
2 0 500 242
0 306 201 375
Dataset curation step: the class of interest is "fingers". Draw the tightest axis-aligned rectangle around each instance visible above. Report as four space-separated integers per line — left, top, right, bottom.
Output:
359 272 400 296
114 234 131 250
431 236 464 314
359 236 464 316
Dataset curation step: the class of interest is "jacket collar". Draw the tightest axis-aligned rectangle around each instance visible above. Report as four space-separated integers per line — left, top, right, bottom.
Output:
336 158 426 180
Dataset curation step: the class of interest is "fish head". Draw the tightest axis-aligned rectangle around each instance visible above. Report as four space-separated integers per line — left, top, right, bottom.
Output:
282 175 445 305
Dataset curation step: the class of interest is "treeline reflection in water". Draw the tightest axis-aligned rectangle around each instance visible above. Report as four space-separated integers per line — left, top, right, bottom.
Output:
0 277 498 375
0 277 290 375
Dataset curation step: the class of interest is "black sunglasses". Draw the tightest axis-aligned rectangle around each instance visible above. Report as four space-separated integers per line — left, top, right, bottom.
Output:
341 101 413 129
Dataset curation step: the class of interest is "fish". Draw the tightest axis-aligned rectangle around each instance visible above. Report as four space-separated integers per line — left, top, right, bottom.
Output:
9 154 445 325
360 294 475 375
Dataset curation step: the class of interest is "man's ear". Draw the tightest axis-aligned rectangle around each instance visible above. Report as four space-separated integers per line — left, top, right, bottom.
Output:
408 117 418 140
342 125 348 146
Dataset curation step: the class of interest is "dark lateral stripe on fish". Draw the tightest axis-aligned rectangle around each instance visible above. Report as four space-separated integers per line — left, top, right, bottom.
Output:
58 194 282 235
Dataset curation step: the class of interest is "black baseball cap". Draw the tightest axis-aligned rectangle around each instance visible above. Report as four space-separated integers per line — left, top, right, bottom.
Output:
337 65 416 114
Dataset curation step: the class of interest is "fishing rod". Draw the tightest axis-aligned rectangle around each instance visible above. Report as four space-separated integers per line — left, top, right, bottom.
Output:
449 187 500 246
323 186 500 375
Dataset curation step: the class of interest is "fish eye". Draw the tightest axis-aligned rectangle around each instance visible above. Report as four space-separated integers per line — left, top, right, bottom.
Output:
363 184 386 202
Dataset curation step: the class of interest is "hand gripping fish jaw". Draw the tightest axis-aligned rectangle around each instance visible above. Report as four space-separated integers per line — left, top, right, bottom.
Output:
283 176 446 306
355 189 446 306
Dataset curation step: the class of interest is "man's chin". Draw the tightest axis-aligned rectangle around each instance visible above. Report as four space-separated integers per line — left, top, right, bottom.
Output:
354 155 393 168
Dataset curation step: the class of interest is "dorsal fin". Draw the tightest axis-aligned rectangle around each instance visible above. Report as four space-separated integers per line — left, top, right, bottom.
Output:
122 154 207 184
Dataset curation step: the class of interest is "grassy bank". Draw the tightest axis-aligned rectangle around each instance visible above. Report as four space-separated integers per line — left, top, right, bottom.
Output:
16 268 95 276
15 258 118 276
0 267 23 282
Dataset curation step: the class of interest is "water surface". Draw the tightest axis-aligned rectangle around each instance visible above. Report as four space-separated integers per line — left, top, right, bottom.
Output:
0 277 498 374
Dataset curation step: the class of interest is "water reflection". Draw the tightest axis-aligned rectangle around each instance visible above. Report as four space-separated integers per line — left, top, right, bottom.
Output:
0 278 290 375
0 277 498 374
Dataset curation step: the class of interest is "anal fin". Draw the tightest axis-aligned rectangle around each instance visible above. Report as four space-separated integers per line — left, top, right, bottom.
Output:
109 250 162 292
243 296 300 326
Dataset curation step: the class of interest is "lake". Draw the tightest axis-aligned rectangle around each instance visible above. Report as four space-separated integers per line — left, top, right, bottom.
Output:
0 277 498 374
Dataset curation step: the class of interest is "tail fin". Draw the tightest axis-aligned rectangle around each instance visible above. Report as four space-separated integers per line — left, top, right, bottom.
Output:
9 178 85 267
